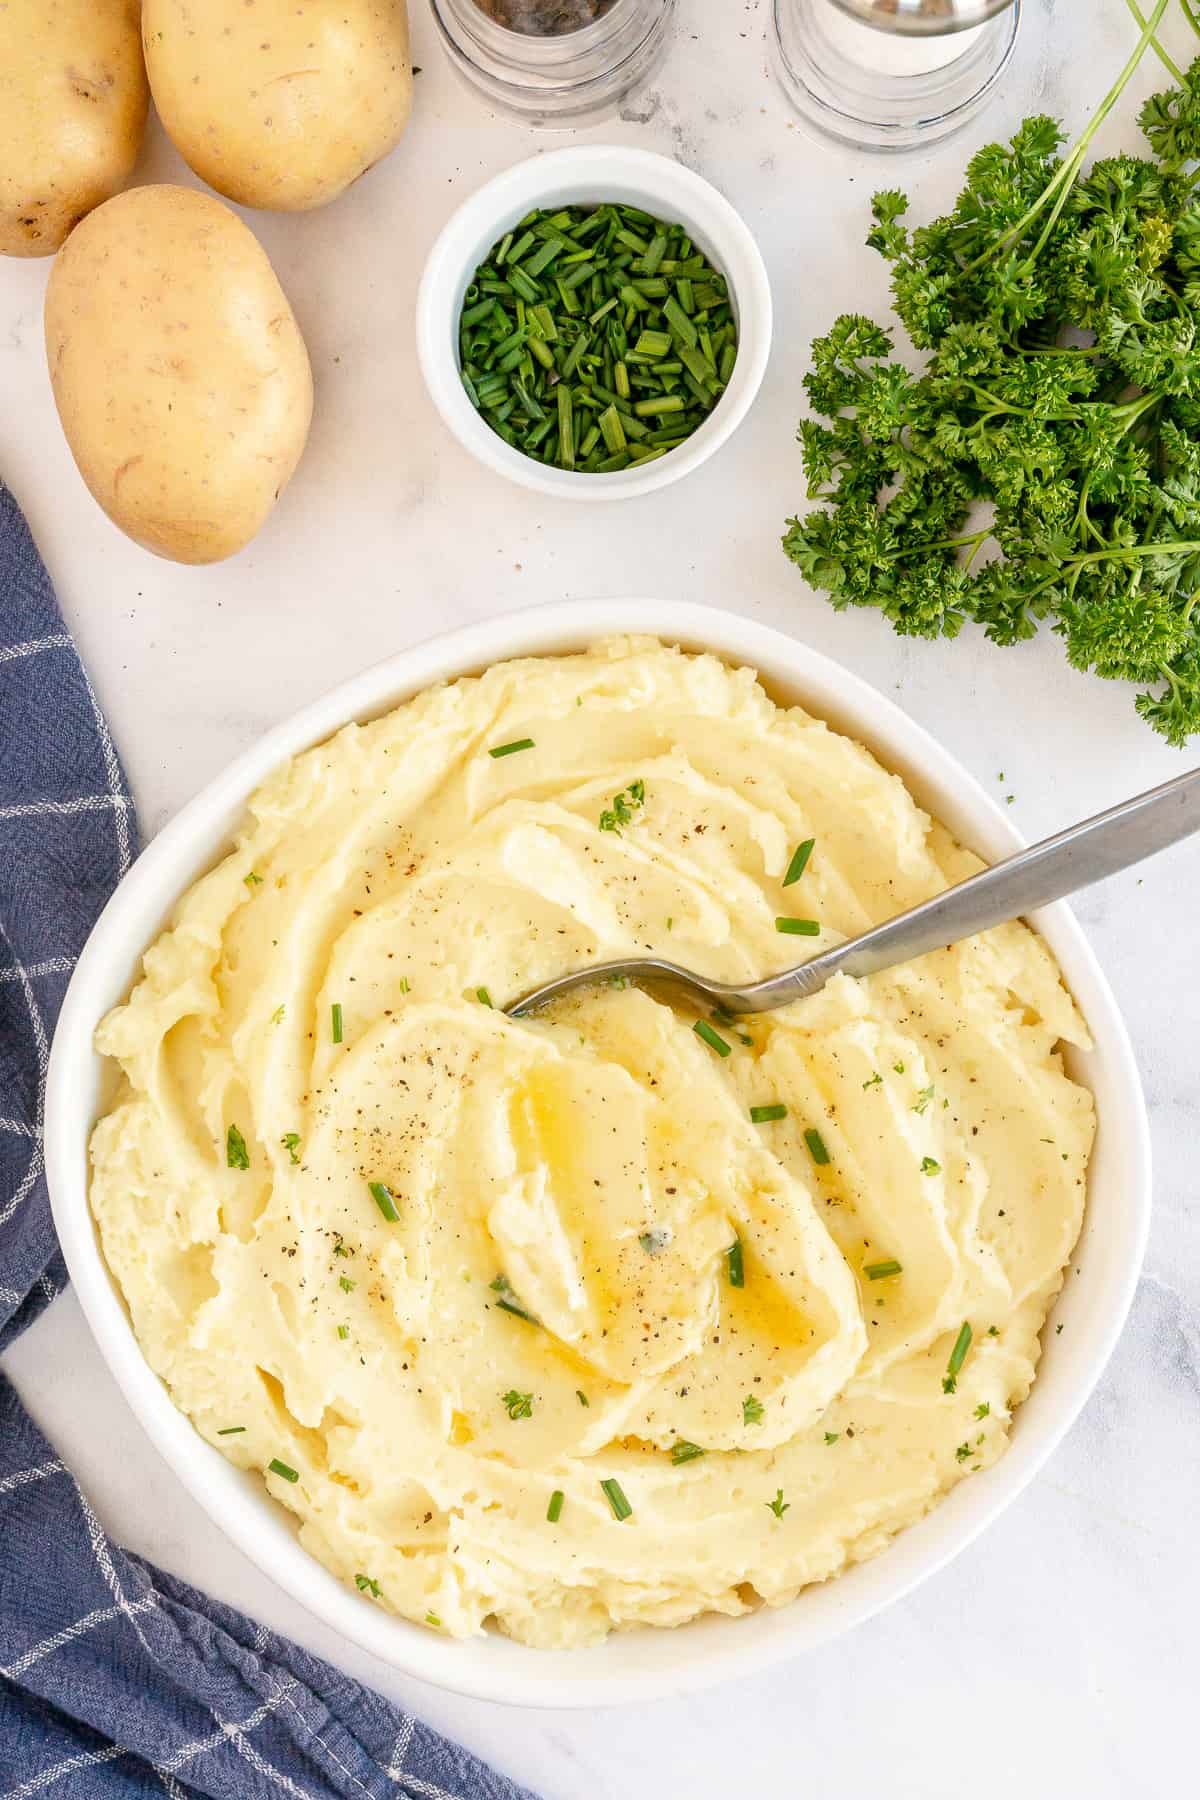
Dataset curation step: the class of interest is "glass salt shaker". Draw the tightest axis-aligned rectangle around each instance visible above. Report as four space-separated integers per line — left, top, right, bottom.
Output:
771 0 1022 151
429 0 676 124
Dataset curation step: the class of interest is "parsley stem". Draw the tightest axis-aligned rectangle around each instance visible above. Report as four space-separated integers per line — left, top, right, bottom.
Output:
1124 0 1182 81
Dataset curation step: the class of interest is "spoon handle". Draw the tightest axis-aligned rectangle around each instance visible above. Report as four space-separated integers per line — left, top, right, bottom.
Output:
745 764 1200 1008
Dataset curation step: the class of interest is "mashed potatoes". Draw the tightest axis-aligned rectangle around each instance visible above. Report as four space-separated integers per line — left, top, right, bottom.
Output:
90 637 1094 1646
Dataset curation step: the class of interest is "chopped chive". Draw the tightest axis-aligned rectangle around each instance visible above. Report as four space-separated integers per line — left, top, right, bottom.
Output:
694 1019 732 1057
600 1477 632 1521
943 1320 973 1393
268 1458 299 1483
488 738 535 758
824 1431 840 1446
502 1389 534 1420
767 1489 790 1518
783 838 816 886
547 1489 565 1522
280 1132 301 1165
331 1002 343 1043
921 1156 941 1175
776 917 821 936
476 986 493 1007
270 1004 285 1024
244 870 263 887
804 1128 831 1166
355 1573 382 1597
576 1389 589 1406
368 1180 400 1223
425 1611 442 1627
864 1259 902 1280
226 1125 249 1170
750 1103 787 1123
670 1440 706 1465
726 1237 745 1288
490 1273 539 1326
217 1426 245 1435
337 1324 350 1341
339 1275 356 1293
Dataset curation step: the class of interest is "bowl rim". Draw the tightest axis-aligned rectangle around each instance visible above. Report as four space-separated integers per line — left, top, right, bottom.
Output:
45 598 1151 1708
414 145 773 502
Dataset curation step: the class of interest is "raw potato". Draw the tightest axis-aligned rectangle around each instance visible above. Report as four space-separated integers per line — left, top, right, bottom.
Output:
0 0 148 258
44 186 314 565
142 0 412 213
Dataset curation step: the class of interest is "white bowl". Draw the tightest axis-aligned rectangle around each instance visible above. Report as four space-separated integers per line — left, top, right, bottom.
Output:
415 147 772 501
45 600 1150 1708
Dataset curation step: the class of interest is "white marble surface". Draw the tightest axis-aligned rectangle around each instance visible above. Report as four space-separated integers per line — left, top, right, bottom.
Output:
3 2 1199 1794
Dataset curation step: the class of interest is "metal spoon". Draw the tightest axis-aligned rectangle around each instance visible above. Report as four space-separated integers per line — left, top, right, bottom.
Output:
507 765 1200 1019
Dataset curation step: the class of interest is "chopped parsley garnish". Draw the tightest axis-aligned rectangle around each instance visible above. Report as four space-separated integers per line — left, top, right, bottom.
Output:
913 1085 935 1114
226 1125 249 1170
824 1431 840 1445
670 1440 706 1465
337 1324 350 1341
244 871 263 887
600 1477 632 1521
775 916 820 936
333 1241 349 1257
268 1458 299 1483
576 1389 589 1407
975 1402 991 1420
943 1320 973 1393
726 1237 745 1288
742 1394 764 1426
270 1004 285 1024
331 1002 344 1043
488 738 535 758
355 1574 382 1597
339 1275 356 1294
987 1325 999 1337
750 1102 787 1123
547 1489 565 1522
217 1426 245 1435
368 1180 400 1223
955 1442 973 1463
864 1259 902 1280
783 837 815 887
766 1489 790 1518
476 986 493 1007
599 779 646 833
639 1227 672 1254
425 1612 442 1627
804 1127 831 1166
862 1072 882 1090
502 1389 534 1419
280 1132 301 1165
920 1156 941 1175
694 1018 732 1057
490 1273 540 1325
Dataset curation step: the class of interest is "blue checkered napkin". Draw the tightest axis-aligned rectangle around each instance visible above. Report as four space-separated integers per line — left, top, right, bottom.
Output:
0 481 537 1800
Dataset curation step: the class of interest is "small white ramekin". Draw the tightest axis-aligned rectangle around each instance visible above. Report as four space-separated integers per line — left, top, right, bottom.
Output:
415 147 772 501
45 599 1149 1709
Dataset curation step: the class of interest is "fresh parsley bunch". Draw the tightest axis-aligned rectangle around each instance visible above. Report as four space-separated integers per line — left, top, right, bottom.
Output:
784 2 1200 744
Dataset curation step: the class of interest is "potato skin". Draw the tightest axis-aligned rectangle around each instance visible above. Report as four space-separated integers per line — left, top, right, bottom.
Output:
143 0 412 213
0 0 148 258
44 185 314 565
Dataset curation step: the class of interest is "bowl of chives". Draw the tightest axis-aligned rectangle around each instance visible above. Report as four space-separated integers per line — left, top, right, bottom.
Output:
416 145 772 500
